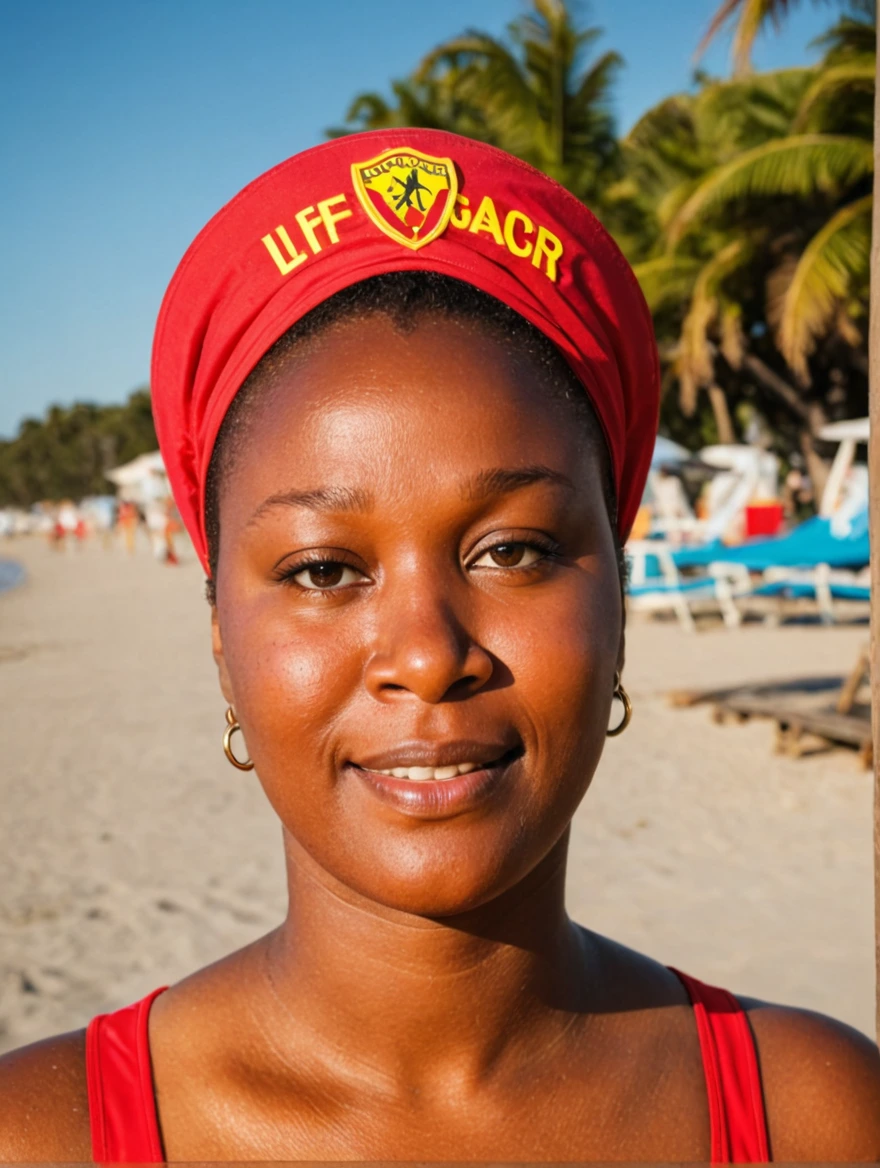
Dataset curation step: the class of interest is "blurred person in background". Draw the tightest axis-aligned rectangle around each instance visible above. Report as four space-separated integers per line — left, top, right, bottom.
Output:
117 500 138 554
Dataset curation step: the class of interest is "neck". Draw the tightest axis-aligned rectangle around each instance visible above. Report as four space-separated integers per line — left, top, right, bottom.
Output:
262 828 596 1087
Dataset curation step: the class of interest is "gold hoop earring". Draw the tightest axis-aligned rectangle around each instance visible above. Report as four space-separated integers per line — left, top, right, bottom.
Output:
223 707 254 771
607 672 632 737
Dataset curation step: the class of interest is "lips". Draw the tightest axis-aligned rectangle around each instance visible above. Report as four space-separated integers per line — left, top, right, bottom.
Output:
353 740 516 773
346 742 523 819
360 761 484 782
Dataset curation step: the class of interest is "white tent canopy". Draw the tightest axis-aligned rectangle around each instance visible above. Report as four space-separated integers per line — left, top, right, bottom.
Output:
105 451 168 504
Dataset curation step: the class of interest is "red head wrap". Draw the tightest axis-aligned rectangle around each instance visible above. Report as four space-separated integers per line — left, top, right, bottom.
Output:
151 129 659 573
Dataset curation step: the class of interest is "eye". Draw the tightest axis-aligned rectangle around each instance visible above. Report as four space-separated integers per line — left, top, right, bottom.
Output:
291 561 364 590
471 541 550 570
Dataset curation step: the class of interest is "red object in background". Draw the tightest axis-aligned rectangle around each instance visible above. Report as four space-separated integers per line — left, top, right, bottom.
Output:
745 502 784 537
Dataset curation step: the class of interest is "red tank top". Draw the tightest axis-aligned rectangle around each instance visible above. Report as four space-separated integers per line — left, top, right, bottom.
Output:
85 970 770 1163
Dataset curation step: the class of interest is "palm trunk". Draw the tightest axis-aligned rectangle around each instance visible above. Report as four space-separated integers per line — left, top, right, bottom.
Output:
800 401 831 505
708 384 736 444
869 41 880 1046
740 351 830 501
741 352 811 423
799 428 829 508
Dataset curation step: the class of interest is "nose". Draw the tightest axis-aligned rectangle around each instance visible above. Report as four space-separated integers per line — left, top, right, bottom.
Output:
364 584 494 705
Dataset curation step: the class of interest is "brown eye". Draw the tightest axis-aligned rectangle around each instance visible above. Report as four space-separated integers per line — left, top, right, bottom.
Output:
471 542 546 570
292 562 361 590
489 543 526 567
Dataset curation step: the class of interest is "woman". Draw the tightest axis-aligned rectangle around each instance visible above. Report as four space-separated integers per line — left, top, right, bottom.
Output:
2 130 879 1163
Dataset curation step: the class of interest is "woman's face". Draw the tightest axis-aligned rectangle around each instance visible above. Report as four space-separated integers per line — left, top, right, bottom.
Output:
213 314 622 916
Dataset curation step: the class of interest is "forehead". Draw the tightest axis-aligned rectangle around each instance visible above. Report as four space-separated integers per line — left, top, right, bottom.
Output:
233 313 597 476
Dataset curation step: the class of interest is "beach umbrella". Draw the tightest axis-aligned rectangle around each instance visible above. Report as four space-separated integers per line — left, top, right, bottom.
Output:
651 436 691 467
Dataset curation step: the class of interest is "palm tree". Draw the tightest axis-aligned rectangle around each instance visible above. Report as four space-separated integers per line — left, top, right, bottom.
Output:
697 0 871 75
669 15 873 378
328 75 487 141
333 0 622 208
616 6 874 485
610 70 814 443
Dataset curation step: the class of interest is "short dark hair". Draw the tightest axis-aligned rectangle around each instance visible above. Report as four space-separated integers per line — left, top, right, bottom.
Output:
204 271 621 601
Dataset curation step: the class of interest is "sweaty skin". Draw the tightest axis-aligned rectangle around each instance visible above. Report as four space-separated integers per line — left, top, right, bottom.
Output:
1 315 880 1161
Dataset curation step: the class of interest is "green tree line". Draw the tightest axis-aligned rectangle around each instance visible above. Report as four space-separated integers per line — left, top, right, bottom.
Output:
0 390 156 507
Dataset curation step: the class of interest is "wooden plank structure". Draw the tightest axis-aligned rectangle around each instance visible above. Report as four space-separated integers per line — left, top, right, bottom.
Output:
670 658 873 767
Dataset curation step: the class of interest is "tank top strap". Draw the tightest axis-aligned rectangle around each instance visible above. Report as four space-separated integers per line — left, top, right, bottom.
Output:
85 986 168 1163
87 974 769 1162
671 968 770 1164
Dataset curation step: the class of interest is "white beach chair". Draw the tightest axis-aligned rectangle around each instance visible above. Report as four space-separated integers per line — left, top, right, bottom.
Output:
627 541 742 632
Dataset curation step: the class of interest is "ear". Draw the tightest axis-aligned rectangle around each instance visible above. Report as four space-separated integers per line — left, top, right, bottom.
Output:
211 605 235 706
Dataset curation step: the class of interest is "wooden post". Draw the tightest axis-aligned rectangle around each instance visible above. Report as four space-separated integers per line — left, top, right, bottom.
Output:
871 45 880 1044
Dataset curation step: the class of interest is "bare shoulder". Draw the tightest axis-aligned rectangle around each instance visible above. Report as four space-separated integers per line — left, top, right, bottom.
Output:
744 997 880 1162
0 1029 91 1159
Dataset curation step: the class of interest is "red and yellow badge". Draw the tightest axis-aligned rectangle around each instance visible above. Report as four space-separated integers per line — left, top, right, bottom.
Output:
351 148 458 250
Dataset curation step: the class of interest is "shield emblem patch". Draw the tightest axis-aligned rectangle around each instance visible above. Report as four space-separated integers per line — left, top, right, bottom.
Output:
351 148 458 250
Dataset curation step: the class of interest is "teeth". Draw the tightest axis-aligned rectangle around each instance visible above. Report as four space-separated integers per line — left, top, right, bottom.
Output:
408 767 436 782
368 761 487 781
433 765 460 780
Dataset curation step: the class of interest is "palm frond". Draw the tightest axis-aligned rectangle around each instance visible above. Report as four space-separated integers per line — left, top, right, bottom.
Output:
632 255 704 311
668 134 873 242
811 8 876 61
697 0 855 74
572 49 623 108
657 177 705 230
419 34 533 109
775 193 872 379
327 92 398 136
793 59 876 129
720 302 746 367
694 67 814 147
697 0 810 74
678 240 751 411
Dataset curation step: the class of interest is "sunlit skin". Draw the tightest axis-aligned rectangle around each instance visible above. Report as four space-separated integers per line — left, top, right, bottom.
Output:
2 313 880 1162
213 317 621 919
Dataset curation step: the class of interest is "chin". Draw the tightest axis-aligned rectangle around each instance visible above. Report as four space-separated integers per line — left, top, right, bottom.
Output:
273 758 588 920
317 825 553 919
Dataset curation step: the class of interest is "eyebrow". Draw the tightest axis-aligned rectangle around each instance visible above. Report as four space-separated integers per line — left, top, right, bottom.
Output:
463 465 576 501
248 485 374 526
248 465 574 527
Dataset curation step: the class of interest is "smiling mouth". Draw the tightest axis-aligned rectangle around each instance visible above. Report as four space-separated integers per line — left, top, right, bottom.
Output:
349 746 523 784
345 745 524 819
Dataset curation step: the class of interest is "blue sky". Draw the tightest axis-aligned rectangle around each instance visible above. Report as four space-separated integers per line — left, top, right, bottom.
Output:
1 0 838 437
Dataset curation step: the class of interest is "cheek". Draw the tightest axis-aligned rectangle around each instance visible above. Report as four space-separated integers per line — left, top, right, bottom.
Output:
494 561 621 761
217 589 362 794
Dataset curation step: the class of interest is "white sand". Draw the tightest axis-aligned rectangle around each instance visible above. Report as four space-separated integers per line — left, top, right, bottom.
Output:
0 536 874 1053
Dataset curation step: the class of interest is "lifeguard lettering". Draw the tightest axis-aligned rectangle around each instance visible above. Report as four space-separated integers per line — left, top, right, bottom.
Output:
450 194 472 229
503 210 534 258
532 225 564 282
468 196 505 246
261 225 308 276
260 188 563 283
261 194 353 275
448 194 562 282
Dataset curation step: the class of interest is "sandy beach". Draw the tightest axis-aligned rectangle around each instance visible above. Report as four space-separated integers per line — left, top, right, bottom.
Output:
0 534 874 1053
